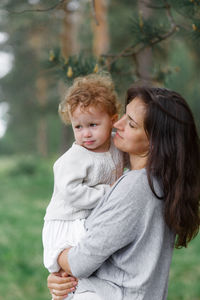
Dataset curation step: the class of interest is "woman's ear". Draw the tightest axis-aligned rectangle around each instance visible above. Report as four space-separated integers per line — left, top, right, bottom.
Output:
111 114 118 125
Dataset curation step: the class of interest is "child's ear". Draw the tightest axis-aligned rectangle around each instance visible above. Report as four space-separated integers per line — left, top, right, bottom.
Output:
111 114 118 125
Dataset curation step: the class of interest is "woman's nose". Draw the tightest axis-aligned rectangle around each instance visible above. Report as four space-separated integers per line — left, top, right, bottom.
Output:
114 114 126 130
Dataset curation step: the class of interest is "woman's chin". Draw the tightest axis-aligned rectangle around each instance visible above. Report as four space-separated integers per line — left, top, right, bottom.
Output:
113 136 124 151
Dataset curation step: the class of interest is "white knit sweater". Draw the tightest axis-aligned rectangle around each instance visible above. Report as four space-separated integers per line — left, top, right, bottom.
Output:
44 135 124 221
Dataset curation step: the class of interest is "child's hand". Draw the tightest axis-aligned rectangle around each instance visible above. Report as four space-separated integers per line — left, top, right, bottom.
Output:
48 270 78 299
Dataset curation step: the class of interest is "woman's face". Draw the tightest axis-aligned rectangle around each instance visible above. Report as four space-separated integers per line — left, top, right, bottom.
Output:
114 97 149 169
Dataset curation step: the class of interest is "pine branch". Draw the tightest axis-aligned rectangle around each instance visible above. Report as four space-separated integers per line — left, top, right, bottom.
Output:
139 0 166 9
102 2 178 65
170 0 200 19
3 0 66 14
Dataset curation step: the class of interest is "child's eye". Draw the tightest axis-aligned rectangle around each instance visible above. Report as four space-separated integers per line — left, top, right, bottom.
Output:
90 123 97 127
75 125 82 129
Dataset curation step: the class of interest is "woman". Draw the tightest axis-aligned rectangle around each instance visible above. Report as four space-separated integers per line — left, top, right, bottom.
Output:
47 86 200 300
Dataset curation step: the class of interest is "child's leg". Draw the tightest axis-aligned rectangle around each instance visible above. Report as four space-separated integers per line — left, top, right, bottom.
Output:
43 219 86 273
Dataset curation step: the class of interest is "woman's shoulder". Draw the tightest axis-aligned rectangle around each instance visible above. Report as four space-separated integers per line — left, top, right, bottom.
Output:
118 168 148 187
112 168 162 203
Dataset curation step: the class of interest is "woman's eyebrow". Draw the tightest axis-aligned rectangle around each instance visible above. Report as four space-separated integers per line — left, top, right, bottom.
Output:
127 114 139 126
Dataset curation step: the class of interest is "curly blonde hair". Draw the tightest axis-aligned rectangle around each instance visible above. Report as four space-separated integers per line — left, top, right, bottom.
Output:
59 74 121 124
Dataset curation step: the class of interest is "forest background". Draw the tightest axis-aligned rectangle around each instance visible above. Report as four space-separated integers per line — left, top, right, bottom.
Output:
0 0 200 299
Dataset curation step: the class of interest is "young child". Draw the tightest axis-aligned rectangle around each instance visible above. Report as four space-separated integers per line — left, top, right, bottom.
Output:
42 74 124 285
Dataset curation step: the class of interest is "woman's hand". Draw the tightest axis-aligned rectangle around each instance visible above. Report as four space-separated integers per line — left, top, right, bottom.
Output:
47 270 78 299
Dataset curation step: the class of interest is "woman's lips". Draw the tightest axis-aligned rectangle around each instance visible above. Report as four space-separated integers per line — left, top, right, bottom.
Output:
115 132 123 139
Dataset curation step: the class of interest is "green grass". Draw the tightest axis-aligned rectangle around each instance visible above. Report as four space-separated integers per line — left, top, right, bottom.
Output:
168 235 200 300
0 155 199 300
0 155 53 300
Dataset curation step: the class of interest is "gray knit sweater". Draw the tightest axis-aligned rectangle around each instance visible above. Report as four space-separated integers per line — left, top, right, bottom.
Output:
68 168 175 300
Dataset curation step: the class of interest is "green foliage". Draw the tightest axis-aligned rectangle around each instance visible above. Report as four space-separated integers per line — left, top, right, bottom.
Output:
129 14 170 46
0 156 200 300
44 0 200 89
47 51 101 84
9 157 38 176
170 0 200 18
190 21 200 44
8 156 48 176
164 39 200 130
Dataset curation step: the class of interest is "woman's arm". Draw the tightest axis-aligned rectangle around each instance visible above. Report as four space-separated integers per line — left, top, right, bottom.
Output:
55 175 134 276
67 171 147 278
56 172 146 278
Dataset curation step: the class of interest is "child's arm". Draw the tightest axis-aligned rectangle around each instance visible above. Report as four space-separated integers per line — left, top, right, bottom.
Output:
57 248 72 275
56 150 110 210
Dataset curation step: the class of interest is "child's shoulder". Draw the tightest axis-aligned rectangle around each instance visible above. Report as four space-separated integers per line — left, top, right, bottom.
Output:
62 143 92 159
54 143 91 167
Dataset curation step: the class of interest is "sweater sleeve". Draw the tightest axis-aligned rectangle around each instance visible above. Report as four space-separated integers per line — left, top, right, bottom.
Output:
55 148 110 210
68 171 148 278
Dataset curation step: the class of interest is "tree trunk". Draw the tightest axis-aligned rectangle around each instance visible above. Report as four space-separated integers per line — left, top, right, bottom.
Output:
36 77 48 156
59 0 81 153
92 0 110 56
29 28 49 156
136 0 153 84
60 0 80 59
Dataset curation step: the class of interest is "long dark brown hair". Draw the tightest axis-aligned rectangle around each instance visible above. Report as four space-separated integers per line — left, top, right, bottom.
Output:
126 86 200 248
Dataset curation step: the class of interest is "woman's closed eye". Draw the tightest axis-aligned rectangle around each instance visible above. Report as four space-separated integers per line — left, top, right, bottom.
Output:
126 112 139 129
129 121 136 128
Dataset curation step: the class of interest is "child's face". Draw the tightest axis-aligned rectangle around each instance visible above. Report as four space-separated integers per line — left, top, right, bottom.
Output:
70 105 117 152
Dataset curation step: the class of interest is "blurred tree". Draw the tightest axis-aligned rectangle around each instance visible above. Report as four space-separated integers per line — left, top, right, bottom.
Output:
58 0 83 153
29 24 49 156
0 0 199 156
36 76 48 156
0 0 63 155
136 0 153 83
92 0 110 56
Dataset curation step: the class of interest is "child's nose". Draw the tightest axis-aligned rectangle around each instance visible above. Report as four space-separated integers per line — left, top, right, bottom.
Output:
83 128 92 137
